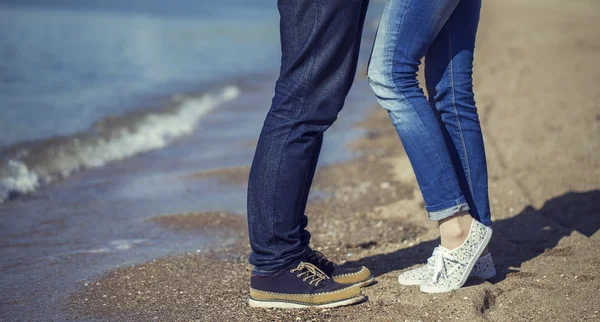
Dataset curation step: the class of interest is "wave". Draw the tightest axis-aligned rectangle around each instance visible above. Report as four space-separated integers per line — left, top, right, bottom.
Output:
0 86 240 203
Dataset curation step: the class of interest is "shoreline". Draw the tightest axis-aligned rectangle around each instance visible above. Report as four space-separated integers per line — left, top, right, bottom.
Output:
0 3 390 321
0 70 282 321
65 0 600 320
2 0 599 320
0 39 380 322
0 69 282 204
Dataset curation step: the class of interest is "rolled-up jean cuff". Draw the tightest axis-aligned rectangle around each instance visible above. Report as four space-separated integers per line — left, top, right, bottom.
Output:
426 196 470 221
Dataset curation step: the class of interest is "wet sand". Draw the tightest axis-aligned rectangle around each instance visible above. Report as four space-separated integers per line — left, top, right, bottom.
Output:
65 0 600 320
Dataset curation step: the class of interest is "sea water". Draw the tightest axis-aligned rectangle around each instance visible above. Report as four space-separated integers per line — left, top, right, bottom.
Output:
0 0 281 202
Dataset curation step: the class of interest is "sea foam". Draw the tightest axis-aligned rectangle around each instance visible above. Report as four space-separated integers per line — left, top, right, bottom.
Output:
0 86 240 203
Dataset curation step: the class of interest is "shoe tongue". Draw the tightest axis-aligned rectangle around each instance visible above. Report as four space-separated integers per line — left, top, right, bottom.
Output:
433 245 451 253
303 262 324 274
437 246 454 256
312 251 328 260
301 262 329 280
309 251 334 267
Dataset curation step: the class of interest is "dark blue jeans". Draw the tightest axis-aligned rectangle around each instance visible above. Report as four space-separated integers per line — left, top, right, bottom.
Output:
247 0 370 275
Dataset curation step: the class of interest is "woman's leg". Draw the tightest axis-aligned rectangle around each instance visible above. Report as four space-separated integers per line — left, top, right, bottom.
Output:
425 0 491 227
368 0 473 245
370 0 494 293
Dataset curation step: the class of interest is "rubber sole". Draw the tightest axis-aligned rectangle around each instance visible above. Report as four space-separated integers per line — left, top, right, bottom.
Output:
248 295 365 309
420 227 493 294
357 276 375 287
398 277 423 286
399 269 497 286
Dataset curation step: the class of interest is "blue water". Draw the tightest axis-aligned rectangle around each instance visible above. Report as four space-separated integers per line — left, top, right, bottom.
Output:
0 0 283 201
0 0 280 147
0 2 386 320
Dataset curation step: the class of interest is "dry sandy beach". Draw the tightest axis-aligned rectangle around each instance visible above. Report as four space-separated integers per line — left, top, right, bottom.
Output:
67 0 600 320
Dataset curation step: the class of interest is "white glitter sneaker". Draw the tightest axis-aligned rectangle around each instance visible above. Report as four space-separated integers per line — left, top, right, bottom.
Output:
398 251 496 286
471 252 497 280
419 219 493 293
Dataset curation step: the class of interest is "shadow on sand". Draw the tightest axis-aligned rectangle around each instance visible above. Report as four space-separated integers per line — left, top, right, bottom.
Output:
345 190 600 282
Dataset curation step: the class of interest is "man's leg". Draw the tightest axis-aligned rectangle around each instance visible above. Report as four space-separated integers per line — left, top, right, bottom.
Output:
298 134 322 249
248 0 369 275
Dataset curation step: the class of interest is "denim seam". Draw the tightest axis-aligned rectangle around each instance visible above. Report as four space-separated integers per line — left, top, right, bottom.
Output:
270 2 319 252
447 19 475 199
366 17 380 76
295 134 319 227
395 0 411 43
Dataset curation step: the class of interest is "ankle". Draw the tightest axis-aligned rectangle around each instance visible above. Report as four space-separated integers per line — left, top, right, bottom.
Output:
440 230 468 250
441 226 468 241
439 212 473 250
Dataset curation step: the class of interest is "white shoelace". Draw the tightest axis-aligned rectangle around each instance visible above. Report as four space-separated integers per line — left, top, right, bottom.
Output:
431 246 462 283
426 247 441 266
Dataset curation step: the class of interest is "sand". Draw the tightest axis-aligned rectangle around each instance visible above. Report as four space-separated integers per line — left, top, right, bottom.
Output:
67 0 600 320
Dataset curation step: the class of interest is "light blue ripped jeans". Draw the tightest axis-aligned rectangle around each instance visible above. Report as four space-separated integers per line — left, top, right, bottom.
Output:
368 0 492 226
